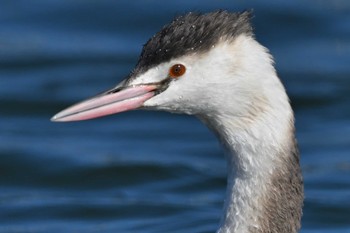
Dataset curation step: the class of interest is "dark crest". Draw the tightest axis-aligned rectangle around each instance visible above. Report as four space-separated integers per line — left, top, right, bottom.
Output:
132 10 253 75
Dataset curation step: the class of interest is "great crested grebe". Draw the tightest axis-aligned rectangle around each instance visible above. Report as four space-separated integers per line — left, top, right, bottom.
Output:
52 11 303 233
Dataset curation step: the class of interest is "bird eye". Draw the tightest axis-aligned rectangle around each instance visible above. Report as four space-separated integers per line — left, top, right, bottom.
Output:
169 64 186 78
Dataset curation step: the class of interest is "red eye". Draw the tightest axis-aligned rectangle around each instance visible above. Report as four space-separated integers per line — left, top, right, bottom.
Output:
169 64 186 78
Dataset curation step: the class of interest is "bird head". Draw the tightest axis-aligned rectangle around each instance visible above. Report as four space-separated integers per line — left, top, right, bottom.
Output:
52 11 284 125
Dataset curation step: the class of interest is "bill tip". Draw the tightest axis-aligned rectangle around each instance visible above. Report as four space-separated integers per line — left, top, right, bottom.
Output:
50 114 63 122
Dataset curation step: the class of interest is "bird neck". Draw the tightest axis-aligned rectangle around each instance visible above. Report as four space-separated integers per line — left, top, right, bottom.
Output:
198 104 303 233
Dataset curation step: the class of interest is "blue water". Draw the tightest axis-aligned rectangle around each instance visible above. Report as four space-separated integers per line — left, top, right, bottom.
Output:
1 1 350 232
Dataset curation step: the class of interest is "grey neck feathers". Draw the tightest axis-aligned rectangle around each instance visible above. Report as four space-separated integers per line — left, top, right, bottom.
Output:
199 103 303 233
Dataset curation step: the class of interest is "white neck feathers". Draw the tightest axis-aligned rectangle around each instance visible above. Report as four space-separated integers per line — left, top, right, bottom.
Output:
197 35 303 233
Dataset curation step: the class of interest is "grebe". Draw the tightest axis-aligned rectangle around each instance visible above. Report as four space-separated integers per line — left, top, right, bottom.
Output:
52 11 303 233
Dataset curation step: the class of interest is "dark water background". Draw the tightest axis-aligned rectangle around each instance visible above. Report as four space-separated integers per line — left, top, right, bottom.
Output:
1 1 350 232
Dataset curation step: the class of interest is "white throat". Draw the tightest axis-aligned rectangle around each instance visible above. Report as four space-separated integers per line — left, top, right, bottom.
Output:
198 81 302 232
195 36 303 233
